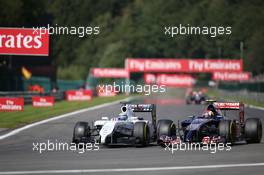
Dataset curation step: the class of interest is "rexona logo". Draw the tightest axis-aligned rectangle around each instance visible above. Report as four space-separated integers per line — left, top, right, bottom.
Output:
0 28 49 56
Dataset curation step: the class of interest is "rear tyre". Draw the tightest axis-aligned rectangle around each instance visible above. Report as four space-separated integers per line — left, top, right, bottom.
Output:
72 121 90 144
245 118 262 143
133 122 149 147
219 120 236 144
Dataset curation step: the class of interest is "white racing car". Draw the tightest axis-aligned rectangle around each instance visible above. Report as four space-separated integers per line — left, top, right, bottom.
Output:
72 103 176 147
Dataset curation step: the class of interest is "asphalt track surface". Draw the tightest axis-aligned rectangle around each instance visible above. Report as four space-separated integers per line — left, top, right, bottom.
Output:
0 90 264 175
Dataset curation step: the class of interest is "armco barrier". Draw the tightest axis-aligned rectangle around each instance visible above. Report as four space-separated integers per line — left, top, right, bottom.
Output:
23 77 85 92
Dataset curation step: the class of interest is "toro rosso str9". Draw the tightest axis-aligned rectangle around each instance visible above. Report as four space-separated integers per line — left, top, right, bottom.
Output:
72 103 176 147
158 101 262 146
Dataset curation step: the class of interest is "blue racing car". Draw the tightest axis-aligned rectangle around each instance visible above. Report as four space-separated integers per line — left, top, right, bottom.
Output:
158 101 262 145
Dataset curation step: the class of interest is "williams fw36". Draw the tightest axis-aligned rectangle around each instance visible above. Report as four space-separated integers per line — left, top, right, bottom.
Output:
72 103 176 147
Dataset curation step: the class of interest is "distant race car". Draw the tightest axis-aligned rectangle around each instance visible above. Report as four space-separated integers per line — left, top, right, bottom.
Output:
186 90 207 104
158 101 262 145
72 103 176 147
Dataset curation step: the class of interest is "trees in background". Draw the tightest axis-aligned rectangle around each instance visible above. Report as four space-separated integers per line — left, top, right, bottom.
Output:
1 0 263 79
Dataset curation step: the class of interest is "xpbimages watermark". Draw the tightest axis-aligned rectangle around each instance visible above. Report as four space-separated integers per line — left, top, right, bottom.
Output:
32 140 99 154
33 24 100 37
164 141 232 154
164 24 232 38
98 82 166 96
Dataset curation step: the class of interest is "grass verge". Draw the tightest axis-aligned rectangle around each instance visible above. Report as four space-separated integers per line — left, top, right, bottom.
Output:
207 89 264 108
0 95 128 128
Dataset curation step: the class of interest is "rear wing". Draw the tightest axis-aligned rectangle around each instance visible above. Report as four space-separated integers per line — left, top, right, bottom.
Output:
121 103 157 138
214 102 242 110
213 102 245 124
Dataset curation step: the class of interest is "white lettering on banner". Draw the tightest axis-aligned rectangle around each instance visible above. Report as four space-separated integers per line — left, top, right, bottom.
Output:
127 58 243 72
68 95 91 101
189 60 242 72
92 68 128 78
189 61 203 72
0 34 41 48
129 60 144 72
145 60 182 71
205 61 241 71
157 75 194 85
33 102 53 107
0 104 22 110
213 72 250 81
214 102 240 109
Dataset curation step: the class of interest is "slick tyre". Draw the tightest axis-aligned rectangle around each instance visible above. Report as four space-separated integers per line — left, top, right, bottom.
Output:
245 118 262 143
134 122 149 147
157 119 176 143
219 120 236 144
72 121 90 144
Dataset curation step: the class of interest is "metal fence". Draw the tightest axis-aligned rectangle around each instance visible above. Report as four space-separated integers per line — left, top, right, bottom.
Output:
218 82 264 92
217 89 264 103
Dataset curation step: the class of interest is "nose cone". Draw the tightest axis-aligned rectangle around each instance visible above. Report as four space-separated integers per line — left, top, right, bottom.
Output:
100 121 116 144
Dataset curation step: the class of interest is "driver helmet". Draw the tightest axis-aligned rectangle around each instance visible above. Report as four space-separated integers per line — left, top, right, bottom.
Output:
207 104 217 114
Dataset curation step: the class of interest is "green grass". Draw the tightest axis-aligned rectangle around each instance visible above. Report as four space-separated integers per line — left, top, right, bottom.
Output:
207 89 264 108
0 95 128 128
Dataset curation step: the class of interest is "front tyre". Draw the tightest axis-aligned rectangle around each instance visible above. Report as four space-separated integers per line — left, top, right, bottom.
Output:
157 119 176 144
72 121 90 144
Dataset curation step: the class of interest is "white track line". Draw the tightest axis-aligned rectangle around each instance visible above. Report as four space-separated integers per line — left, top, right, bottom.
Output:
246 104 264 111
0 97 132 140
0 163 264 174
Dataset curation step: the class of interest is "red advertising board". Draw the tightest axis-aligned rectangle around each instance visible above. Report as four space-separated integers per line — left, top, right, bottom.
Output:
0 97 24 111
127 58 243 73
156 74 195 87
65 90 93 101
32 96 54 107
144 73 156 84
92 68 129 78
0 28 49 56
212 72 251 81
144 73 195 87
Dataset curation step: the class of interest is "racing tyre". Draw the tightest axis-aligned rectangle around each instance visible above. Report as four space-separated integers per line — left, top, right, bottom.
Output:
157 119 176 144
72 121 90 144
219 120 236 144
245 118 262 143
133 122 149 147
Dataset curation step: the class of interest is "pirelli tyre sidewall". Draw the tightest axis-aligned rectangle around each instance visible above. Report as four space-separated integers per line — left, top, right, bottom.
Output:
133 122 149 147
72 121 90 144
219 120 236 144
157 119 176 143
245 118 262 143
